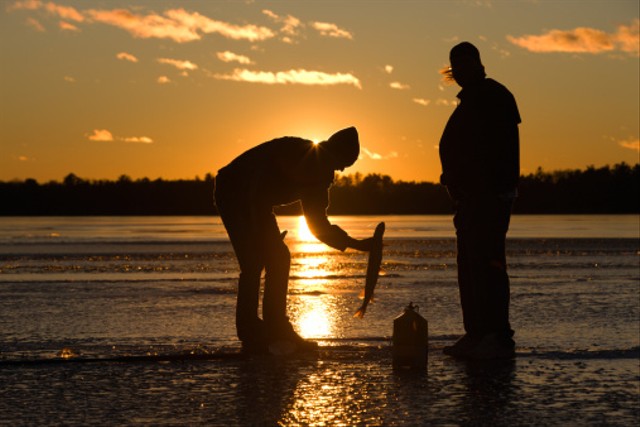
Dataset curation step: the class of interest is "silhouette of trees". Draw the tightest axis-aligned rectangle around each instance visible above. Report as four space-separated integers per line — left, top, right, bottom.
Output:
0 163 637 215
516 163 639 213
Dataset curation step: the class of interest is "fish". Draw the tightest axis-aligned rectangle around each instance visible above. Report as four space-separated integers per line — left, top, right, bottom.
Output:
354 221 385 318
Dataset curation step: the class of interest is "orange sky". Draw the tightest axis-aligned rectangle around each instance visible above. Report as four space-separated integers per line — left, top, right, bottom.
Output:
1 0 638 183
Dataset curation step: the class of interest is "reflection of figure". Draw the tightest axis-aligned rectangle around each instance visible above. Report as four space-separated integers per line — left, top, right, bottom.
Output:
439 42 521 359
215 127 372 354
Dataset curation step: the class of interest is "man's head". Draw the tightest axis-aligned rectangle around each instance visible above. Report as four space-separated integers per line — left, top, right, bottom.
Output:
449 42 486 88
320 127 360 171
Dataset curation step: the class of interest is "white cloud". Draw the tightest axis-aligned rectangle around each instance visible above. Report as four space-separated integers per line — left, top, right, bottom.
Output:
211 68 362 89
116 52 138 63
10 0 84 22
10 2 275 43
162 8 274 42
390 81 410 90
311 21 353 39
384 65 394 74
618 138 639 152
87 129 114 142
86 129 153 144
413 98 430 107
216 51 253 65
157 76 171 84
262 9 301 39
58 20 79 31
25 17 45 31
362 147 398 160
157 58 198 70
436 98 456 107
123 136 153 144
508 19 639 56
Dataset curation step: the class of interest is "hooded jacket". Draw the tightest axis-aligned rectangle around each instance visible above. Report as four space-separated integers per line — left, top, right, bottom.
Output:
216 137 350 250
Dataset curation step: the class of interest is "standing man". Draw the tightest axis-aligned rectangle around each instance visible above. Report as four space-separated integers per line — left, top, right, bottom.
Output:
215 127 372 354
439 42 521 359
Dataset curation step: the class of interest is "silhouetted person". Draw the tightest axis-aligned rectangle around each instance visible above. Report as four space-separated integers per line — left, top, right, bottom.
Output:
439 42 520 359
214 127 372 354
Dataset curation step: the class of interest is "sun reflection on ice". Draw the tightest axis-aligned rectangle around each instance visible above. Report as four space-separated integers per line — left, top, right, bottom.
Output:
290 215 338 339
296 297 333 339
294 215 326 253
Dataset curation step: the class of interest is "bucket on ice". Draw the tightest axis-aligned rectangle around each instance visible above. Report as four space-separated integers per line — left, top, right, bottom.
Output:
392 302 428 369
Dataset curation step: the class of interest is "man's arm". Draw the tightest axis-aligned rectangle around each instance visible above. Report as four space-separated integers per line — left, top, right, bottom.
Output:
301 186 372 252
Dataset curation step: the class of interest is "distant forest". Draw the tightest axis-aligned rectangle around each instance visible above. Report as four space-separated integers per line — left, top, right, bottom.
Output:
0 163 638 215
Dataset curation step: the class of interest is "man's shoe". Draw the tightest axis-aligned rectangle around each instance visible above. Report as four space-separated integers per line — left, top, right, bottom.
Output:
443 334 481 358
268 320 318 355
238 317 269 355
241 339 269 355
466 333 515 360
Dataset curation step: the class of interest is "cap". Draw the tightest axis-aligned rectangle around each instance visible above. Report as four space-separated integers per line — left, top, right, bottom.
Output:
322 127 360 168
450 41 482 63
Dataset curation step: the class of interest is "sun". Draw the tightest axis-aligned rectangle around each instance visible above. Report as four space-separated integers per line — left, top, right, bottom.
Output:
297 215 315 242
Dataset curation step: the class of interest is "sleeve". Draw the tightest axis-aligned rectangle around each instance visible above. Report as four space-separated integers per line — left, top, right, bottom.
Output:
490 90 520 192
300 184 351 251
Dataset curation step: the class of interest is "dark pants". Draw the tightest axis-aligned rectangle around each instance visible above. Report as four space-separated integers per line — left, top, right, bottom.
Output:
453 196 514 340
214 174 290 341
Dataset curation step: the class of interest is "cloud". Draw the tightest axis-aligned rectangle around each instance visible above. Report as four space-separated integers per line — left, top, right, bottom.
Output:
116 52 138 63
86 129 153 144
262 9 301 41
362 147 399 160
58 20 79 31
216 51 253 65
508 19 639 56
311 21 353 39
413 98 430 107
25 17 45 31
122 136 153 144
211 68 362 89
161 8 274 42
9 0 84 22
390 81 410 90
618 138 639 152
263 10 351 43
44 1 84 22
157 76 171 84
384 65 394 74
85 8 200 42
10 1 355 47
87 129 114 142
436 98 457 107
157 58 198 70
10 2 275 43
63 76 75 83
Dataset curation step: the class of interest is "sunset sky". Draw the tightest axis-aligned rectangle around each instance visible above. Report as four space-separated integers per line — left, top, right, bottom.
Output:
1 0 638 183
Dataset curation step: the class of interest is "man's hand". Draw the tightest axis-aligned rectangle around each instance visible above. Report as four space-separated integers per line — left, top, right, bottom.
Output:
348 237 374 252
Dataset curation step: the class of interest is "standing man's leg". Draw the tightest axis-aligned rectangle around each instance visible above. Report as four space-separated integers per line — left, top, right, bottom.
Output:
480 198 514 341
444 200 484 356
446 197 515 358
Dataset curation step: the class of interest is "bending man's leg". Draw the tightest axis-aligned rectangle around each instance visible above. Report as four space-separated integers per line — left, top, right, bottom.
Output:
262 232 291 326
215 199 266 342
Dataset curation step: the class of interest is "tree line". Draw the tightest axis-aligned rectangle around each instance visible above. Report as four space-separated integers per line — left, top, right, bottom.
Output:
0 163 637 215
